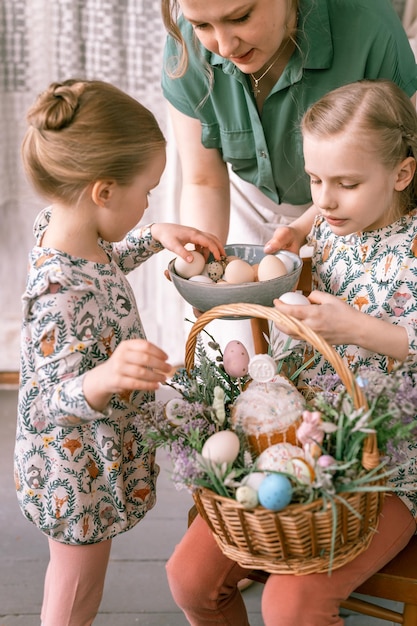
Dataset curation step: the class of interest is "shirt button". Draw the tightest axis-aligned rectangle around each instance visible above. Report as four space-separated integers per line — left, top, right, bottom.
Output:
259 150 268 158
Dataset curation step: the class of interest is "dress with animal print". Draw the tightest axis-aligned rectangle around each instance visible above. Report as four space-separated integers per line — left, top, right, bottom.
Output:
298 210 417 515
15 208 164 545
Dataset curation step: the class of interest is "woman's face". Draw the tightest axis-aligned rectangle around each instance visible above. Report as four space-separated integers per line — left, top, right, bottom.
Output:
178 0 294 73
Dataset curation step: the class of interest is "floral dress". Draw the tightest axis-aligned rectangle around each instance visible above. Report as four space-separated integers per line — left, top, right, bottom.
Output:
14 209 164 545
299 210 417 515
300 211 417 379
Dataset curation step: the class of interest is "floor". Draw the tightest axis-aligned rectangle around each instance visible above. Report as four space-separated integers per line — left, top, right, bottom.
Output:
0 385 404 625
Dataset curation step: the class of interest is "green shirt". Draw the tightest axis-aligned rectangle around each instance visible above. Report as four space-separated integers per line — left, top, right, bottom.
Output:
162 0 417 206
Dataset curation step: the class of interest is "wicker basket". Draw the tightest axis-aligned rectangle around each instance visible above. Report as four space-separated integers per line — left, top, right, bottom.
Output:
185 303 384 575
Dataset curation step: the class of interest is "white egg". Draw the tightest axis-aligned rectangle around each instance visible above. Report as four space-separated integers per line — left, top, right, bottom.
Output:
257 255 288 282
276 252 296 273
235 485 259 509
279 291 311 305
242 471 266 492
223 259 255 284
174 251 206 278
201 430 240 464
189 274 214 284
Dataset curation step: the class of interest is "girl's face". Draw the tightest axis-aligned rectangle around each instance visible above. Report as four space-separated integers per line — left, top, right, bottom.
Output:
98 150 166 242
303 131 408 235
178 0 294 73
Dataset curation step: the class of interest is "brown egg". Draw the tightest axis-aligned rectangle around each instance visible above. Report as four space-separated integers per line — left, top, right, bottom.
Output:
257 255 287 282
223 259 255 284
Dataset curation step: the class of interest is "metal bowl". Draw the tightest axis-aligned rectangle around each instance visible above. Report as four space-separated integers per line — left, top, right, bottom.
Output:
168 244 302 313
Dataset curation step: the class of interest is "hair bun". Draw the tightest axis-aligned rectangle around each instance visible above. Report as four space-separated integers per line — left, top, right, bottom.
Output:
27 80 85 131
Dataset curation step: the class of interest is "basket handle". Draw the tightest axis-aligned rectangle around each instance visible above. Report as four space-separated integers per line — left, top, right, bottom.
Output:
184 303 379 470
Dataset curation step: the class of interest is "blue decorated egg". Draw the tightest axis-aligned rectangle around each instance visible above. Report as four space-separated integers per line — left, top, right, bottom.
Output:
258 473 292 511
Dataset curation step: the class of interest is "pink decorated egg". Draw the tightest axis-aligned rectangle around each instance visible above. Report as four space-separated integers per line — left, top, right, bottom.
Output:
223 340 250 378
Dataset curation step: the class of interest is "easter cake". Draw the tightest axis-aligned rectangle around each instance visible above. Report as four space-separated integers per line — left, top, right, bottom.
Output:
230 375 306 456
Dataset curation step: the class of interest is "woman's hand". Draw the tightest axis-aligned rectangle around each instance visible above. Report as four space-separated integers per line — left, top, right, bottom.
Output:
151 223 225 262
83 339 172 411
273 290 409 360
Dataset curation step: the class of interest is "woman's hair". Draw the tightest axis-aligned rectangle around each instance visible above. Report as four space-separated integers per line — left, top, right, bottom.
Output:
21 79 166 204
161 0 299 79
302 79 417 214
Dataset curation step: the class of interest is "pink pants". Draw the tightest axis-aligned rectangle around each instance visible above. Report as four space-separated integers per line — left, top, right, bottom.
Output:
41 537 112 626
166 495 416 626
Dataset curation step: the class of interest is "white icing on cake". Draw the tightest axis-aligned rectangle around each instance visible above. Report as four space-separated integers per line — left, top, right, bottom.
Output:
231 376 305 454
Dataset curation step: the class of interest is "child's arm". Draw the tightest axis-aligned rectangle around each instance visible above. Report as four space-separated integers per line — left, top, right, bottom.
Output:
149 223 225 261
274 291 409 361
27 284 171 425
264 205 319 254
113 223 225 273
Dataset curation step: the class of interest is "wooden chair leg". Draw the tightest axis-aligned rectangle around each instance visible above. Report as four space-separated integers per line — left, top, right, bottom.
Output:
250 317 269 354
297 256 312 296
403 602 417 626
340 597 403 624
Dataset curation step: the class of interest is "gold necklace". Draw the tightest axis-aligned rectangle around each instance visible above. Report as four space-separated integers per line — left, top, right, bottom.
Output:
250 41 289 98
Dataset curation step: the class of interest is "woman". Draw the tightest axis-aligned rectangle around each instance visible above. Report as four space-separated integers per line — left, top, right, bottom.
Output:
161 0 417 250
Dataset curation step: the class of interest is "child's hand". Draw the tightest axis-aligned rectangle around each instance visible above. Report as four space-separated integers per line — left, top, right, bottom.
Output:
83 339 172 411
150 223 225 262
264 225 304 255
264 204 319 254
273 291 361 345
274 290 409 360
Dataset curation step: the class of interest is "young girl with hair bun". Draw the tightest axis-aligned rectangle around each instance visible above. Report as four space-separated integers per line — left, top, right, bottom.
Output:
15 78 224 626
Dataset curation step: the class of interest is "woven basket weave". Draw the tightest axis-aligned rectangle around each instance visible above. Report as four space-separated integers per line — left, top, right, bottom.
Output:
186 303 384 575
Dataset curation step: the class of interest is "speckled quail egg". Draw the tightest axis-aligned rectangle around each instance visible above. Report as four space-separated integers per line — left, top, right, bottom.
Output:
206 260 224 282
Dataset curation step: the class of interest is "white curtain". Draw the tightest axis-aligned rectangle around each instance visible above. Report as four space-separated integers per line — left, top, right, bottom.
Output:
0 0 186 371
1 1 415 372
404 0 417 32
403 0 417 56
